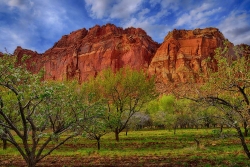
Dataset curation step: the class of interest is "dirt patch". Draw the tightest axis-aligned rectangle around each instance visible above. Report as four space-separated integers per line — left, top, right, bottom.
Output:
0 155 218 167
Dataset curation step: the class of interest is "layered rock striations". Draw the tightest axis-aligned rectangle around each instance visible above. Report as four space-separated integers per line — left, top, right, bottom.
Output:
14 24 160 82
148 28 226 84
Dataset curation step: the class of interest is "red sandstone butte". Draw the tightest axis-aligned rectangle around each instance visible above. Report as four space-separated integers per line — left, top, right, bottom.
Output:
148 28 226 84
13 24 160 82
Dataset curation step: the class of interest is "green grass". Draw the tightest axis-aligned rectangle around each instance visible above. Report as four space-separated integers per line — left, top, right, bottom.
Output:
1 128 250 166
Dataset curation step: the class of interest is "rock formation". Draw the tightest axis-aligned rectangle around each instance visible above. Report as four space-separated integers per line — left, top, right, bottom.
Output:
13 24 160 82
11 24 249 92
148 28 226 85
14 46 44 73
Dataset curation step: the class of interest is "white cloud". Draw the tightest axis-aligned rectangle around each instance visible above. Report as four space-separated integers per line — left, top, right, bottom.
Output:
33 2 68 32
85 0 113 19
138 8 150 18
0 27 28 52
1 0 249 54
0 0 75 53
110 0 143 19
84 0 143 19
218 11 250 45
2 0 33 10
123 9 170 43
159 0 180 11
149 0 181 11
149 0 161 7
174 2 221 28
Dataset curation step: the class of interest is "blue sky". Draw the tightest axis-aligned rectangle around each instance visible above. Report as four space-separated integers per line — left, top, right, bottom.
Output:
0 0 250 53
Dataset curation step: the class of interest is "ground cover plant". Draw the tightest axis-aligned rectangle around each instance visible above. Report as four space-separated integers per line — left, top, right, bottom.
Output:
0 129 250 166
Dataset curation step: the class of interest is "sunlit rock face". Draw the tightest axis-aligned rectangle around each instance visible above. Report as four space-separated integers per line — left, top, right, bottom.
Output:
13 25 248 92
148 28 226 84
14 24 160 82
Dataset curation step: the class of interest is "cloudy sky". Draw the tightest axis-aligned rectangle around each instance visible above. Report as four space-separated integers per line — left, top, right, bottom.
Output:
1 0 250 53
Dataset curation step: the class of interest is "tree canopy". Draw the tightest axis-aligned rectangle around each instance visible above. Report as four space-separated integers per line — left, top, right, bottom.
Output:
191 44 250 158
83 67 157 141
0 54 80 166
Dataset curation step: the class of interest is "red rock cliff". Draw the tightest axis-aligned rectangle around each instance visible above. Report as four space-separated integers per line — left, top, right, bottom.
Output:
14 46 44 73
14 24 160 82
148 28 226 84
13 25 244 89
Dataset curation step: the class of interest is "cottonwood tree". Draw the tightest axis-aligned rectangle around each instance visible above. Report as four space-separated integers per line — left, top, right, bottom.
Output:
191 44 250 158
0 54 80 167
86 67 157 141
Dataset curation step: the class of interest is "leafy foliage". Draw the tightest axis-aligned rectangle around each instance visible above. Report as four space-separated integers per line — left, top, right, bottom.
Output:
84 67 157 141
192 43 250 158
0 54 80 166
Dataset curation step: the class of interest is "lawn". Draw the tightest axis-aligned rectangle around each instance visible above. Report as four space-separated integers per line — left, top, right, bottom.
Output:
0 128 249 166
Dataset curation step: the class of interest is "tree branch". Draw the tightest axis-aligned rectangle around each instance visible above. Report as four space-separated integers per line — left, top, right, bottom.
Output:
37 134 75 162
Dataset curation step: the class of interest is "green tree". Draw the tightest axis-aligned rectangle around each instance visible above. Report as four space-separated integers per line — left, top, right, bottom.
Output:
86 67 157 141
147 95 175 129
82 115 109 150
0 54 79 167
174 99 200 129
192 44 250 158
78 83 109 150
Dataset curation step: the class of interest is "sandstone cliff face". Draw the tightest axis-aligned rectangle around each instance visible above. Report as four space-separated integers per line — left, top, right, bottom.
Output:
14 46 44 73
148 28 226 84
13 25 243 90
14 24 159 82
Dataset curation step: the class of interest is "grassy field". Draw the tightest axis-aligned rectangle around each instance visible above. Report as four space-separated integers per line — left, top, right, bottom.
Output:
0 128 250 166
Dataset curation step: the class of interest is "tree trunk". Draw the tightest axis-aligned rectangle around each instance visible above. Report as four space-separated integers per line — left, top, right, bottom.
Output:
2 139 7 150
2 128 7 150
243 121 248 137
194 138 200 150
97 139 100 150
174 126 177 135
220 124 223 133
115 129 119 142
27 159 36 167
236 125 250 159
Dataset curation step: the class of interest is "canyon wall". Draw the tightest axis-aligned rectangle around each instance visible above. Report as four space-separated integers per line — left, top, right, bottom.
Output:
14 24 159 82
148 28 226 84
12 24 243 91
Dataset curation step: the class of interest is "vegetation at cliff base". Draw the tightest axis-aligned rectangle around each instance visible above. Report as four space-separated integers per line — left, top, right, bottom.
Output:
0 43 250 167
